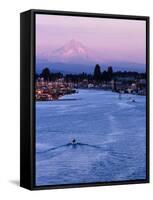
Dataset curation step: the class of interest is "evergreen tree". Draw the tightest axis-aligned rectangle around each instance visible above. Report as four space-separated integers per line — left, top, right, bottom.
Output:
94 64 101 82
41 68 51 81
107 66 113 81
102 70 109 82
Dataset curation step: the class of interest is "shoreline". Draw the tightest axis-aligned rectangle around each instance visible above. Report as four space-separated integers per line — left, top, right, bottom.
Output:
36 88 145 103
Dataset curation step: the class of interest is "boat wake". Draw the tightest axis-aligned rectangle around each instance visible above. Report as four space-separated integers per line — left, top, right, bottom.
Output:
36 142 102 154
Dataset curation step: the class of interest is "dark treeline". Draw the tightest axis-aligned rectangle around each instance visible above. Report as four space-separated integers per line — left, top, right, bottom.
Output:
36 64 146 83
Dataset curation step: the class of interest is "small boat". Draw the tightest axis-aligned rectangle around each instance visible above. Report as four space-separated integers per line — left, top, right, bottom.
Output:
71 139 76 144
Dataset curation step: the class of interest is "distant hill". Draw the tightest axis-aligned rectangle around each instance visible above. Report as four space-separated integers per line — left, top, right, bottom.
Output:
36 61 145 74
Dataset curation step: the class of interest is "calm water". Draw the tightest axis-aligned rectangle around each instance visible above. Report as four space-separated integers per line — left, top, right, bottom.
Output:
36 89 146 186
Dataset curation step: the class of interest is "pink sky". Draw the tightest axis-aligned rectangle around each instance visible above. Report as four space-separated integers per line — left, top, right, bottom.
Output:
36 14 146 64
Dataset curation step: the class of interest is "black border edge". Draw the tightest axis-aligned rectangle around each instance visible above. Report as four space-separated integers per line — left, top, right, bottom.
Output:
31 9 149 20
20 10 33 190
146 16 150 183
20 9 150 191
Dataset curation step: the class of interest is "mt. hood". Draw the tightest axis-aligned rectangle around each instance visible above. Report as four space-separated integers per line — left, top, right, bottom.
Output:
41 39 98 64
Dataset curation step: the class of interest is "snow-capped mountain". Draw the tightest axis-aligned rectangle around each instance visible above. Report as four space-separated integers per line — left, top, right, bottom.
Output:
36 39 145 74
54 39 88 56
41 39 98 64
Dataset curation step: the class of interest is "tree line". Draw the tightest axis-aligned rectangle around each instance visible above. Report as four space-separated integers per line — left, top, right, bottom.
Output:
36 64 146 83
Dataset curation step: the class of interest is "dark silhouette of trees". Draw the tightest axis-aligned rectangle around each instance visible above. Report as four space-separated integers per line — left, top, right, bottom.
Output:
102 70 109 82
65 72 92 83
94 64 101 82
51 72 63 81
93 65 113 82
40 68 51 81
107 66 113 81
36 66 146 86
40 68 63 81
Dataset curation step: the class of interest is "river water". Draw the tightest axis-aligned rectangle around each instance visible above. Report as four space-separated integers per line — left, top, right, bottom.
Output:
36 89 146 186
